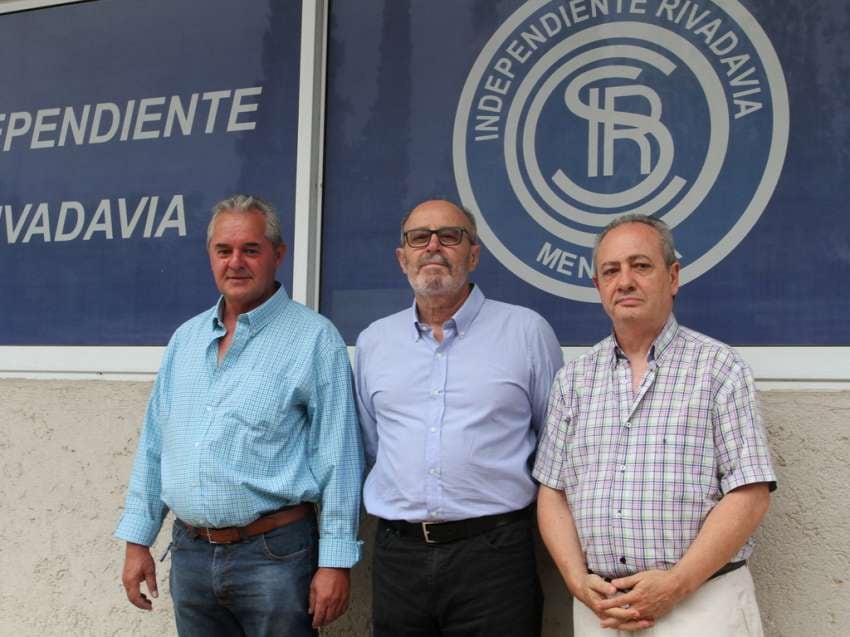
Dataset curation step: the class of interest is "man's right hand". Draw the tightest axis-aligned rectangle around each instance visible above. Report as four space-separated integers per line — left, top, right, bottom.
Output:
122 542 159 610
575 572 655 632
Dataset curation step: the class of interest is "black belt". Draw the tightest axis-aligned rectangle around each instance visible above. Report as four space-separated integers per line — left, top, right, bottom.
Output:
590 560 746 582
379 506 531 544
709 560 747 580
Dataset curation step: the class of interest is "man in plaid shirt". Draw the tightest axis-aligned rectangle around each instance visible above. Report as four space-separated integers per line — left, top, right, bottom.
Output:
534 214 776 636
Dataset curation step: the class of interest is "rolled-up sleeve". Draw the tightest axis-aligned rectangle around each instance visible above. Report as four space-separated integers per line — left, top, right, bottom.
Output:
114 340 175 546
713 358 777 494
308 340 365 568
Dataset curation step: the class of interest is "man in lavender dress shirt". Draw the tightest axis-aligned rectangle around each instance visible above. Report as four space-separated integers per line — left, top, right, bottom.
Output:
354 199 563 636
534 214 776 636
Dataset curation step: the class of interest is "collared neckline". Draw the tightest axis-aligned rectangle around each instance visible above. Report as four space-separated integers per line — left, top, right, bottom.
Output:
211 283 290 334
408 284 486 341
610 313 679 369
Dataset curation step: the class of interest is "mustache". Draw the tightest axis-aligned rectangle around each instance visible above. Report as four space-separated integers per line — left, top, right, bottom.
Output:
417 254 451 269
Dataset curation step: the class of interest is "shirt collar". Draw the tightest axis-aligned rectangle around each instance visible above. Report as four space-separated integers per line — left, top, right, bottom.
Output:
408 283 486 341
610 313 679 369
211 283 290 334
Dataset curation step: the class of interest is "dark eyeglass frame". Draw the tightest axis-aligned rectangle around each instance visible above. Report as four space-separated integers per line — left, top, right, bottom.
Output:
403 226 475 248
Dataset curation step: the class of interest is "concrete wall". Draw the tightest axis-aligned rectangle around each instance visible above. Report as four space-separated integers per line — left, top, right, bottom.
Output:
0 379 847 636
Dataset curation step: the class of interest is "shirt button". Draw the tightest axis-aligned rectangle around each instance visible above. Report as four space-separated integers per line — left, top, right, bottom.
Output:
429 468 439 475
194 442 200 448
619 465 626 472
615 510 622 518
430 427 437 433
430 511 439 518
624 420 631 428
436 352 443 358
620 556 627 564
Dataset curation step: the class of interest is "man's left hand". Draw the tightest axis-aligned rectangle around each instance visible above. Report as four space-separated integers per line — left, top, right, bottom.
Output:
308 567 351 628
597 569 687 627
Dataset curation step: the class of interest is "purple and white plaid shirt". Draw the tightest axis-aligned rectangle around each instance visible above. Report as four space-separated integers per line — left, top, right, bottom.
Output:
533 315 776 579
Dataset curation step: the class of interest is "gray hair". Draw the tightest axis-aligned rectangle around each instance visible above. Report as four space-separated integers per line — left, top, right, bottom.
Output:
399 200 478 246
207 194 284 247
592 214 677 272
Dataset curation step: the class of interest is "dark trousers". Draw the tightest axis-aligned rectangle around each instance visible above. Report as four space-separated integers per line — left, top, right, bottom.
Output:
372 517 542 637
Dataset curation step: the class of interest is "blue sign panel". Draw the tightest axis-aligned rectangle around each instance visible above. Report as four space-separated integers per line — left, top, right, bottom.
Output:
322 0 849 345
0 0 301 345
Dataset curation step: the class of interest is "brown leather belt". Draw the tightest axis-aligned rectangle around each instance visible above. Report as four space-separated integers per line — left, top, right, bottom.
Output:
180 503 313 544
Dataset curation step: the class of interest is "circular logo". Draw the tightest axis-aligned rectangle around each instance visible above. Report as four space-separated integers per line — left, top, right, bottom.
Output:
454 0 788 302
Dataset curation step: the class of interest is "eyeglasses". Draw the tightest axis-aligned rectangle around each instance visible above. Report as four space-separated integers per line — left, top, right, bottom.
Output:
403 226 474 248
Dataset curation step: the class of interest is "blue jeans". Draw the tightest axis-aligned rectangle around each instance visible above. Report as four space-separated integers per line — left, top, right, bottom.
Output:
169 517 318 637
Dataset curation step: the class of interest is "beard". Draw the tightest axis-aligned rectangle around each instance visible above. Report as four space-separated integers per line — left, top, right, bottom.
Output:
407 254 468 298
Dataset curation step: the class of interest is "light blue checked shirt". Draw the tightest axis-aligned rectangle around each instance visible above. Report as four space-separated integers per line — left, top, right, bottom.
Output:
115 285 364 568
355 285 563 522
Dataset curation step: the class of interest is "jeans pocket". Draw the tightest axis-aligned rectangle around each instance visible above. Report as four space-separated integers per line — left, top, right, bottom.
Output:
477 520 532 553
260 520 314 562
170 521 190 552
374 525 399 551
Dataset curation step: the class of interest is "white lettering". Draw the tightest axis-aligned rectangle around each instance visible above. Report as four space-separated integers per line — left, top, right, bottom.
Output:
143 196 159 238
83 199 114 240
2 203 33 243
119 100 136 141
154 195 187 237
505 40 531 64
22 203 51 243
226 86 262 132
709 30 738 56
117 197 150 238
537 242 561 268
133 97 166 140
202 90 231 134
31 108 61 149
3 112 32 151
164 94 198 137
570 0 590 23
88 102 120 144
58 105 90 147
55 201 85 241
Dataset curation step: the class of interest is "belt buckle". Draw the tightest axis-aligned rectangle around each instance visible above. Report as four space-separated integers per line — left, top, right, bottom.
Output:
205 528 231 545
420 522 437 544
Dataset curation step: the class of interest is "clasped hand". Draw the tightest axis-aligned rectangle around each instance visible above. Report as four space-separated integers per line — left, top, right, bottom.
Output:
578 569 687 631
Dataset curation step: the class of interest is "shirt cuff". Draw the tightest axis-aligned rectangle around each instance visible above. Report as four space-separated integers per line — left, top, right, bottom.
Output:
114 512 164 546
720 467 778 495
531 466 565 490
318 537 363 568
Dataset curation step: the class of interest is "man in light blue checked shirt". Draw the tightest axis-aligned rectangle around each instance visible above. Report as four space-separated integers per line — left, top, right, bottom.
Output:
115 195 364 636
535 214 776 636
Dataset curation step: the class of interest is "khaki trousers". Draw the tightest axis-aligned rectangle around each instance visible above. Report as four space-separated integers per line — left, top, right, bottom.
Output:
573 566 764 637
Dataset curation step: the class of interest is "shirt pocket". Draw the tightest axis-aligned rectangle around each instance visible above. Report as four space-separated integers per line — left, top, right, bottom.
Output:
218 372 298 432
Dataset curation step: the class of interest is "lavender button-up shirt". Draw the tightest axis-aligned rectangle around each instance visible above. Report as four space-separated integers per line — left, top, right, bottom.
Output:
355 285 563 522
533 315 776 579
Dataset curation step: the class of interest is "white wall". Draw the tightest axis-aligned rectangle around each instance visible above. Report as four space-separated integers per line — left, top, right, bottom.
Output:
1 379 847 636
